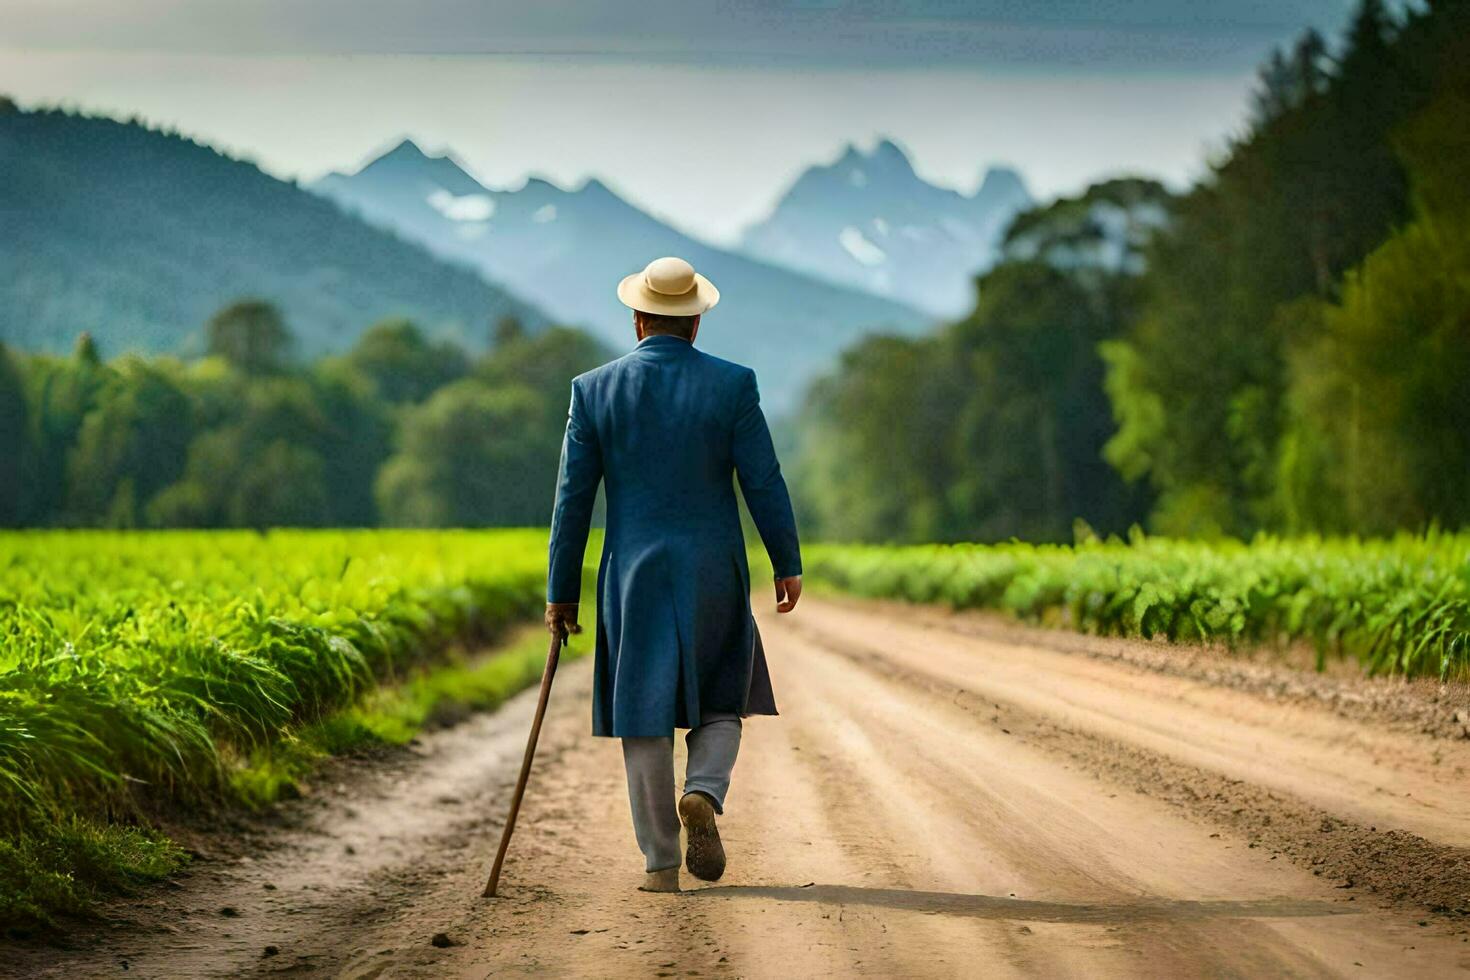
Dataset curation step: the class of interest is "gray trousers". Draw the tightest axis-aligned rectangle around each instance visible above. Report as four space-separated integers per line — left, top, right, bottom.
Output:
621 713 742 872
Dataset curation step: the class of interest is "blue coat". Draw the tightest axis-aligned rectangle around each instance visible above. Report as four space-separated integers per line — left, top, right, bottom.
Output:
547 333 802 737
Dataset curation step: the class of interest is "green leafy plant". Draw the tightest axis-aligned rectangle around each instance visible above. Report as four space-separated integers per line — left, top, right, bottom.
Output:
804 532 1470 680
0 529 584 926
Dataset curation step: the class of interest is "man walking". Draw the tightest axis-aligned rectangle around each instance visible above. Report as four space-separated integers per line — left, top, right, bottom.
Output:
544 256 803 893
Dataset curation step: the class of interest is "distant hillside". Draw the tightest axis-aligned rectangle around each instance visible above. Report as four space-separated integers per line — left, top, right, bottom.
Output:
740 139 1032 318
312 140 932 410
0 107 546 357
1002 178 1171 274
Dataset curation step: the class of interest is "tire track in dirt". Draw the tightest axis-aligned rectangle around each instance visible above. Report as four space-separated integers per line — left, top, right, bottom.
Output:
734 632 1377 977
785 598 1470 917
848 597 1470 741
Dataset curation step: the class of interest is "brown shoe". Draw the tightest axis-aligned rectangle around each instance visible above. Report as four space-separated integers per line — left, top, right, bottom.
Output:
678 792 726 881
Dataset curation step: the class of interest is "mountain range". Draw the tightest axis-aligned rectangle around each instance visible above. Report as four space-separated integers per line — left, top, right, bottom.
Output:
740 139 1033 318
311 140 932 410
1 106 1035 412
0 107 543 358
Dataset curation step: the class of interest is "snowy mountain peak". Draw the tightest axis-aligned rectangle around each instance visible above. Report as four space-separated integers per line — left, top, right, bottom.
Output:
578 176 614 197
344 139 485 197
976 165 1029 201
308 139 931 412
826 137 915 183
870 137 913 172
740 141 1033 317
381 137 429 161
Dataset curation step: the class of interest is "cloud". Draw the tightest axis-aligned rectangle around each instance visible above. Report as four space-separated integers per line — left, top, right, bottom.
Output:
4 0 1355 71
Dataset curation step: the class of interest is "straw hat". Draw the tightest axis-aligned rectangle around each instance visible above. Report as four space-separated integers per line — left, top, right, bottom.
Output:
617 256 720 316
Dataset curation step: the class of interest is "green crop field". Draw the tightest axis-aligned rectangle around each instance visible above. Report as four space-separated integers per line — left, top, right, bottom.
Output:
6 528 1469 928
0 529 585 927
804 532 1470 681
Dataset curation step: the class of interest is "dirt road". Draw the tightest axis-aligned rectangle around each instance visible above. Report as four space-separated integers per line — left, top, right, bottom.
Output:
14 599 1470 978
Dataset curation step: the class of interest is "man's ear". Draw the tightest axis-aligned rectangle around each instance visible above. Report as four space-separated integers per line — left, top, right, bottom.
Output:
690 314 701 343
633 311 645 341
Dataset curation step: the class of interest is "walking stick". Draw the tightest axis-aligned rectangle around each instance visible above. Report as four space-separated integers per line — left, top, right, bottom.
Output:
481 630 565 898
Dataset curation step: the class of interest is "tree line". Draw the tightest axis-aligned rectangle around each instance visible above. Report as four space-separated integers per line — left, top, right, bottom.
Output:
791 0 1470 543
0 305 609 528
4 0 1465 541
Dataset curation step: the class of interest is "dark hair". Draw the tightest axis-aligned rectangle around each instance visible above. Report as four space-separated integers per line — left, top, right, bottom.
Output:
634 309 699 339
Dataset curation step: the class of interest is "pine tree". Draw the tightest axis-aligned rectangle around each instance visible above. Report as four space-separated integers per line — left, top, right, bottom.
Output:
72 331 101 367
1292 29 1330 100
1253 48 1297 122
1339 0 1394 82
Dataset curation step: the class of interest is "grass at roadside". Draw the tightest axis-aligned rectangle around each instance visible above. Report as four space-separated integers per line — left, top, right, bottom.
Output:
2 628 586 930
802 531 1470 680
0 530 593 930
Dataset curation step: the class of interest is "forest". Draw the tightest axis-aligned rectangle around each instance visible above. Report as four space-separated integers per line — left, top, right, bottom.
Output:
0 309 609 529
791 0 1470 543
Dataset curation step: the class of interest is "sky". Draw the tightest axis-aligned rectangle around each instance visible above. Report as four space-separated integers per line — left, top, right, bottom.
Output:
2 0 1358 243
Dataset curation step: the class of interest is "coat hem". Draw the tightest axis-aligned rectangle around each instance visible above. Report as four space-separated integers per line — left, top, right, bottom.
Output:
592 706 777 739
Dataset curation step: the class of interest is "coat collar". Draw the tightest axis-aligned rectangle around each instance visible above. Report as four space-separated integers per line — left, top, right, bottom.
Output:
636 334 695 352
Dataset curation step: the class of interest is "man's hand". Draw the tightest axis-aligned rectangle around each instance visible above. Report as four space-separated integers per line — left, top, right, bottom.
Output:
545 602 582 641
774 576 802 614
